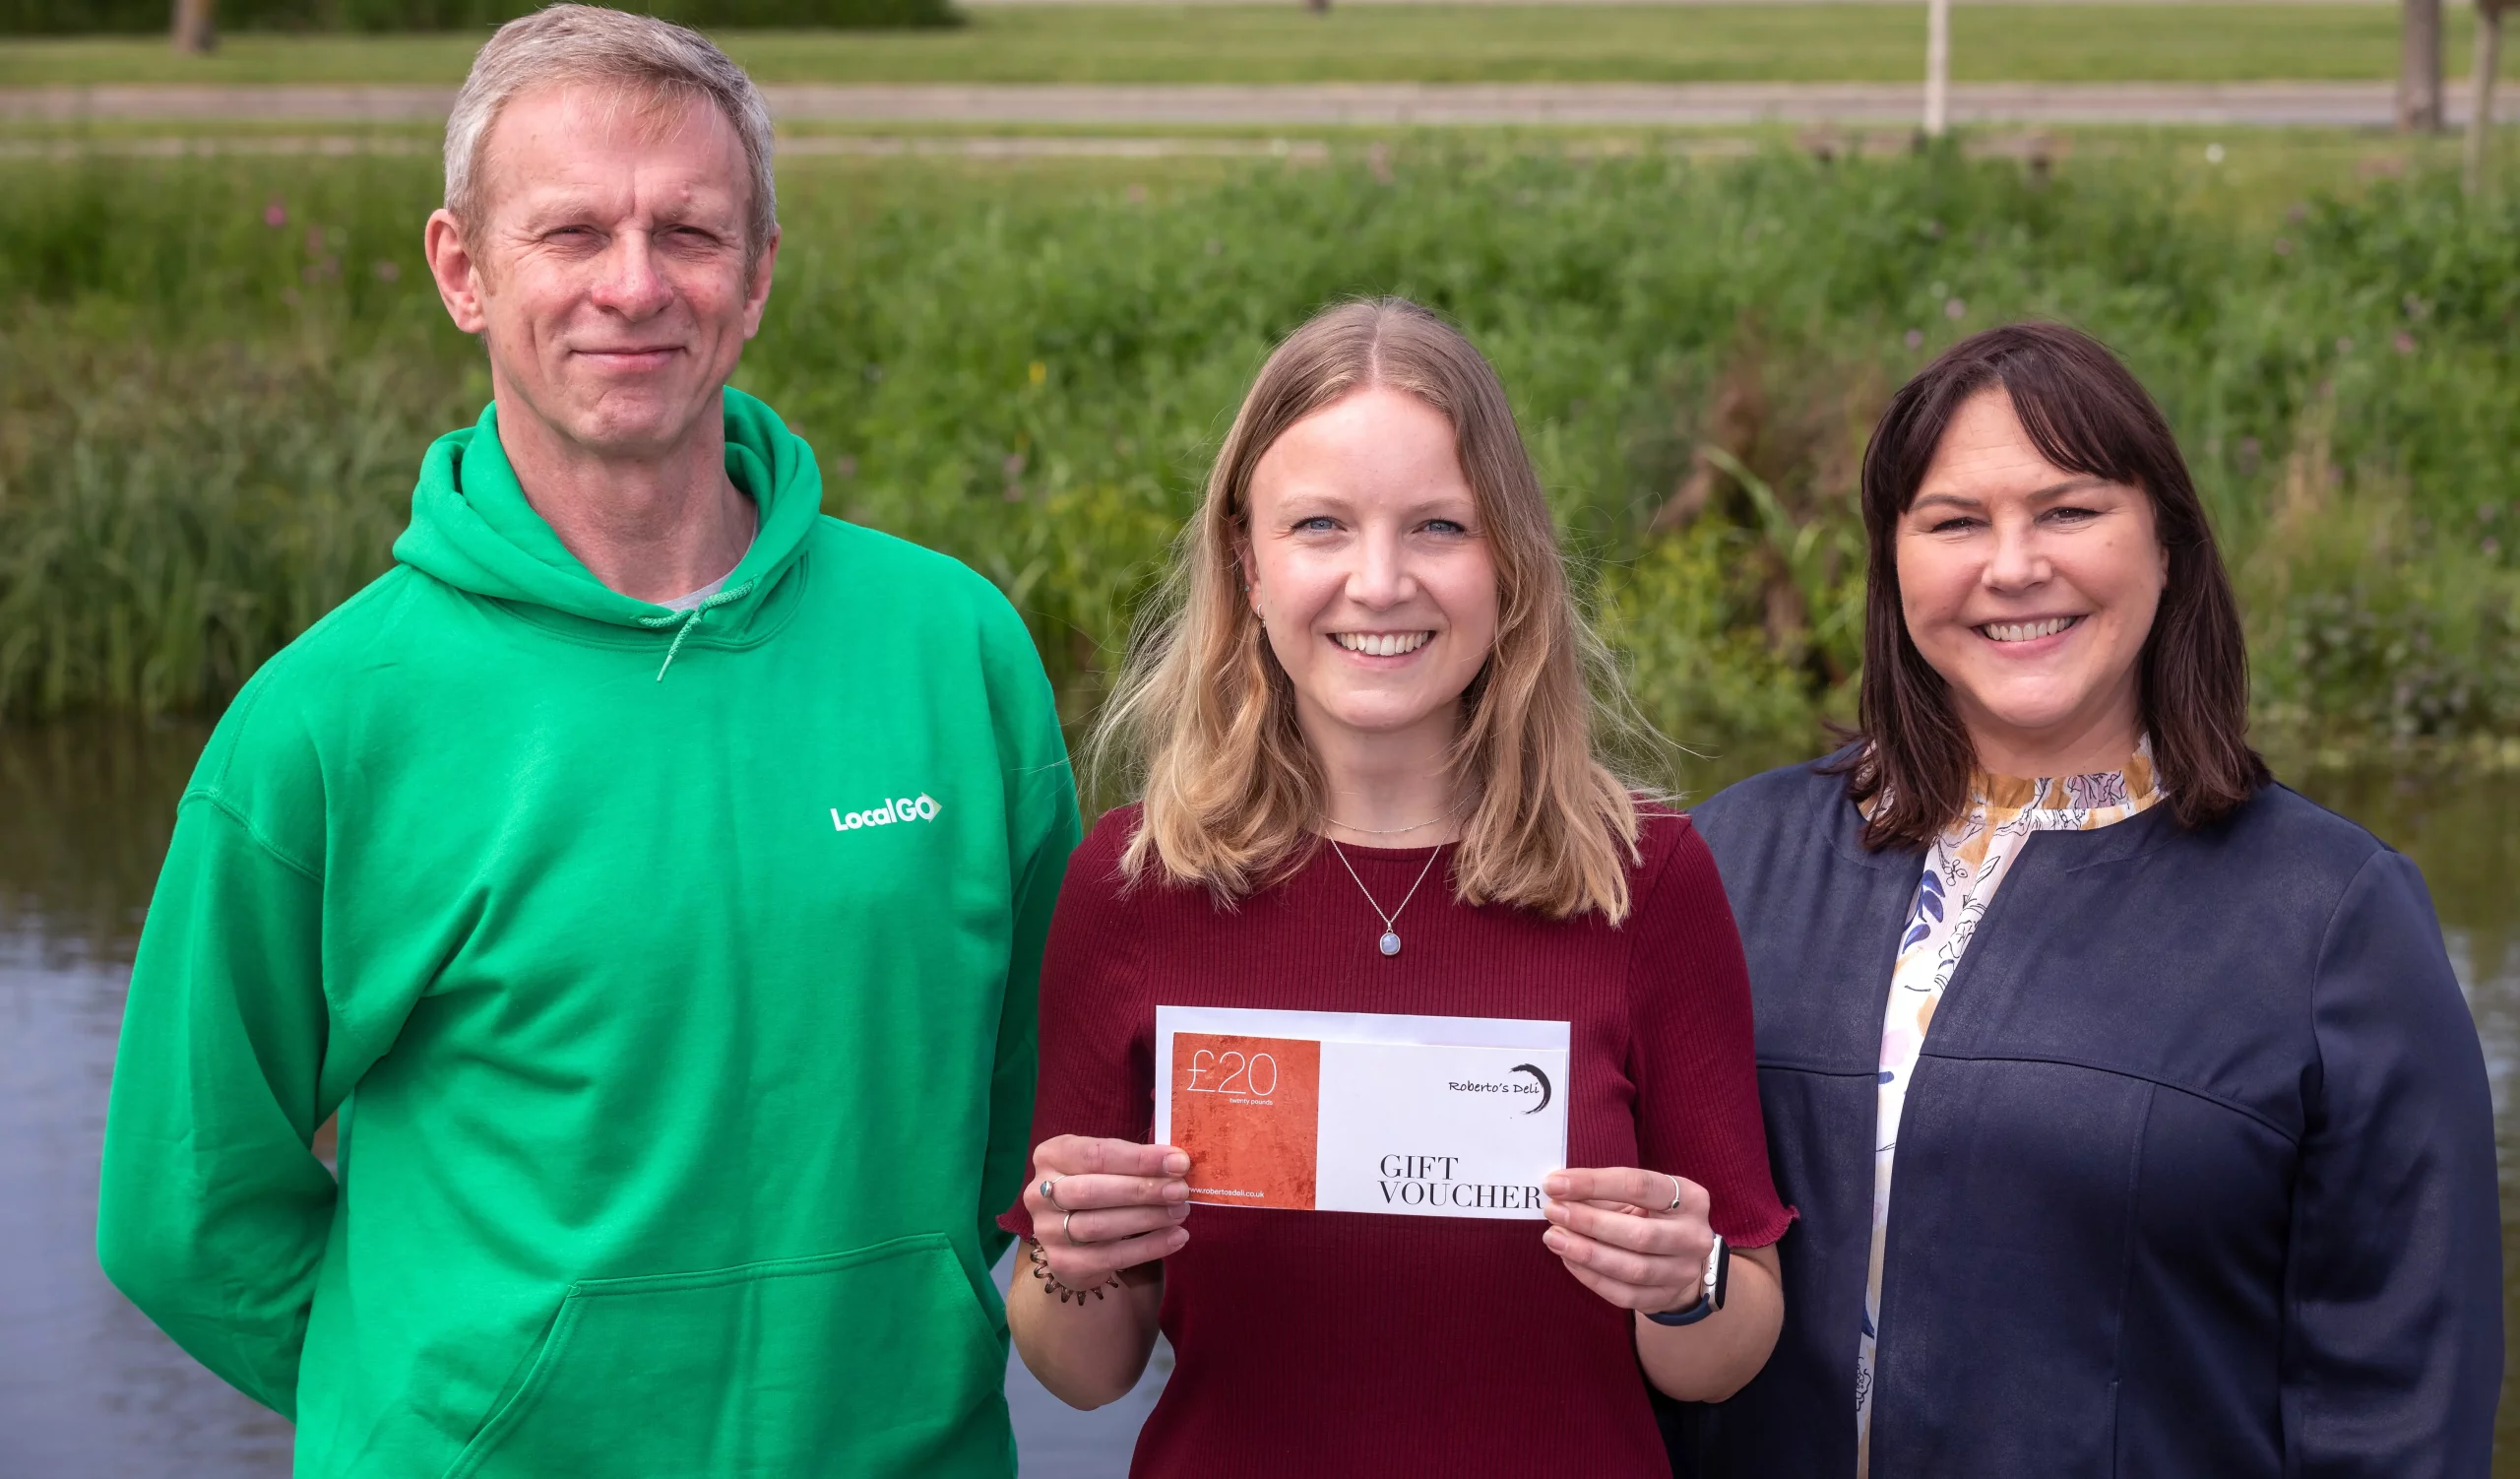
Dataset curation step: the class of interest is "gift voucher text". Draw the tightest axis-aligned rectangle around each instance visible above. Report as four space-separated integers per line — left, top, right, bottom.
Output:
1155 1006 1571 1221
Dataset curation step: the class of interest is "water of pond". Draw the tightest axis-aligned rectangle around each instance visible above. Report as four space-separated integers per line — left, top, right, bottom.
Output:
1 721 2512 1475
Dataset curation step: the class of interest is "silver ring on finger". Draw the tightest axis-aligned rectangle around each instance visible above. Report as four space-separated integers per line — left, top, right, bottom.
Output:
1061 1210 1092 1246
1663 1173 1684 1213
1040 1176 1069 1212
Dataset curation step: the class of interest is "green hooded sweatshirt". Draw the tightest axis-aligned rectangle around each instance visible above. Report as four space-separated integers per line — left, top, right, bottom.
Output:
96 388 1080 1479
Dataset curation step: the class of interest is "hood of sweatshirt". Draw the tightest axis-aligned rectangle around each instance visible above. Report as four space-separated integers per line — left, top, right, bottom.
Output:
394 386 823 670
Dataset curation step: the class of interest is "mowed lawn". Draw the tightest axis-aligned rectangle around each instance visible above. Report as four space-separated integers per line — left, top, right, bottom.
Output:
4 3 2516 87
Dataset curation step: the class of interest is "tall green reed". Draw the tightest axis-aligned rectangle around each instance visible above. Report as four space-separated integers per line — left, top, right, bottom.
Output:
2 146 2513 765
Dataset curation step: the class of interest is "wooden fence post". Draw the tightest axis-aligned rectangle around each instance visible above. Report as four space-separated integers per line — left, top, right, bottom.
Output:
2399 0 2444 131
1923 0 1951 137
2467 0 2508 193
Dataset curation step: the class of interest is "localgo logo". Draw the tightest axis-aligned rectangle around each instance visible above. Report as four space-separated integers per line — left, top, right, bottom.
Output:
831 793 942 831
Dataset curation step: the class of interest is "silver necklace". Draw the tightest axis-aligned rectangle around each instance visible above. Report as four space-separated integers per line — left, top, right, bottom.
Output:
1328 840 1445 958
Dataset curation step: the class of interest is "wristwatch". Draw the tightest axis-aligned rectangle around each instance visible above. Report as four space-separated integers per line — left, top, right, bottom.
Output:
1644 1233 1730 1326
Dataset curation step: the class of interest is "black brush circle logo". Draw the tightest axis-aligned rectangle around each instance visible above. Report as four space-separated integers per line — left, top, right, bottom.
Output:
1509 1062 1552 1116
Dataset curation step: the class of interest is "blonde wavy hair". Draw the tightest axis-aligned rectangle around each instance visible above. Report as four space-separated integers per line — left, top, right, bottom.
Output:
1092 297 1651 923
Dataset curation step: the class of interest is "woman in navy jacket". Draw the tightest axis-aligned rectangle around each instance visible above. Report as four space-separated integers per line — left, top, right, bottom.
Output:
1669 323 2500 1478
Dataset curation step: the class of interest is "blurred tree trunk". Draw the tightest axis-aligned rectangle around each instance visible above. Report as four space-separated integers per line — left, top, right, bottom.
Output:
171 0 217 54
2399 0 2443 131
2468 0 2508 192
1306 0 1329 13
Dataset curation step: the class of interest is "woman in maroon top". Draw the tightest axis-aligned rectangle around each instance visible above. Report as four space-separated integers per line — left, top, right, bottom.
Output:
1002 298 1792 1476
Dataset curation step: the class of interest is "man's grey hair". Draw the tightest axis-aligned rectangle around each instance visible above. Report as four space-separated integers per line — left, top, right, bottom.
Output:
443 5 778 261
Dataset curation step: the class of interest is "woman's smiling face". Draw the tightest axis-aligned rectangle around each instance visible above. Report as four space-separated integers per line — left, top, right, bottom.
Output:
1895 387 2169 777
1240 385 1500 754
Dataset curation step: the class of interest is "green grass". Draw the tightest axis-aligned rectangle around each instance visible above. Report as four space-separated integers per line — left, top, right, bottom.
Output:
3 5 2516 87
1 140 2515 763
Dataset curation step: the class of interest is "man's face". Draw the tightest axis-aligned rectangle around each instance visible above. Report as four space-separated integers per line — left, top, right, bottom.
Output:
424 83 777 461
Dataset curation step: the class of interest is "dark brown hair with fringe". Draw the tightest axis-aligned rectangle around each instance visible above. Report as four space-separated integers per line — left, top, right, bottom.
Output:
1834 322 2269 849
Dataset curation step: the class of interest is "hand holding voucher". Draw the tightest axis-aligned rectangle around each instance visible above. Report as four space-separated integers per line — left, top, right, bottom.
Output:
1541 1166 1712 1314
1026 1135 1193 1287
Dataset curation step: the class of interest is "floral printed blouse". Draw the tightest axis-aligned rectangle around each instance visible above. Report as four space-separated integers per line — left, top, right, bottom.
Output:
1853 740 2164 1479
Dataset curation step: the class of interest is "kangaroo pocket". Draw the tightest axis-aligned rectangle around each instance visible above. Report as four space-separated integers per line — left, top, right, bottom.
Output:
445 1235 1008 1479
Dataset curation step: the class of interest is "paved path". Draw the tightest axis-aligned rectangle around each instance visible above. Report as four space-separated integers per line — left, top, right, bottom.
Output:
973 0 2400 7
0 131 1336 159
0 80 2482 128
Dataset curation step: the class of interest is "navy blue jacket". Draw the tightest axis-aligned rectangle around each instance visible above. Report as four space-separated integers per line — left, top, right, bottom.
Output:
1670 759 2500 1478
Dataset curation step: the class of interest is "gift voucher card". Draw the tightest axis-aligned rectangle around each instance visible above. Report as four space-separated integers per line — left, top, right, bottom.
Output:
1153 1005 1571 1221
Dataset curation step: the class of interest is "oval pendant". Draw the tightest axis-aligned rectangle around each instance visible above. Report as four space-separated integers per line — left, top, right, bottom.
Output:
1378 931 1402 957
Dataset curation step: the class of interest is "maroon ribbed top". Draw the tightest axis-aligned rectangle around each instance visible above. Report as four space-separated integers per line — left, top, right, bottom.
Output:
1002 805 1793 1479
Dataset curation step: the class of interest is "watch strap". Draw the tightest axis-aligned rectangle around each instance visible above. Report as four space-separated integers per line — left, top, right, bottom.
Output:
1644 1233 1729 1327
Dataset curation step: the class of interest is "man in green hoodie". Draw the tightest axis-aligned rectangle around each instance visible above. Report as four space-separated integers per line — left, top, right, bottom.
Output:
95 9 1080 1475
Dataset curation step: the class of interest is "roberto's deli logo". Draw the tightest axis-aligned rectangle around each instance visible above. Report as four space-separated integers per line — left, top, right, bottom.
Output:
1153 1005 1571 1221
